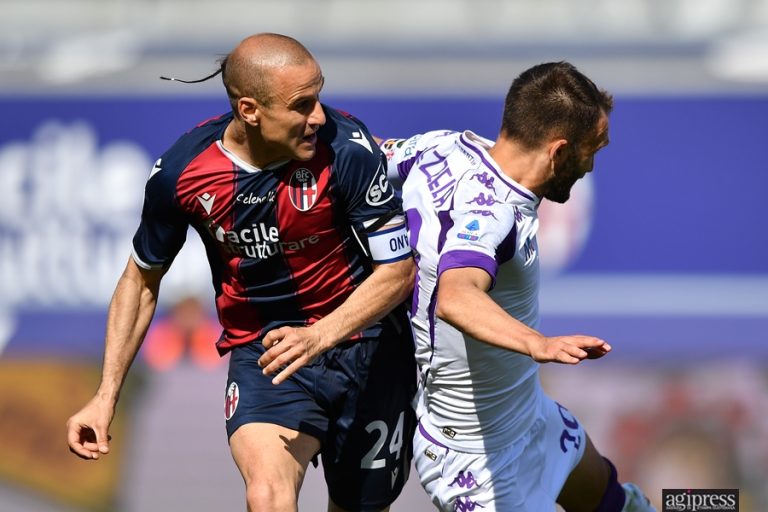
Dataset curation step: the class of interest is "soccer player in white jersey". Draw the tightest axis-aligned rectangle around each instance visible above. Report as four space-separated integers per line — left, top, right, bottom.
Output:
380 62 655 511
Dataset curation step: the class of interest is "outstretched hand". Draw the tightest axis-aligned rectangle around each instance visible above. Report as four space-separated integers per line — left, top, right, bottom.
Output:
530 335 611 364
66 398 114 460
258 326 328 385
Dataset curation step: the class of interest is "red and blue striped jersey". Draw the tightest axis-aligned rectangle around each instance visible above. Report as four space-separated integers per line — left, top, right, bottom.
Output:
132 106 407 353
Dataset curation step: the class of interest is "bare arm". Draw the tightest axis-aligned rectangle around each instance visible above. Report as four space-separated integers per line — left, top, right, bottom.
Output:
258 255 415 384
436 267 610 363
66 257 165 459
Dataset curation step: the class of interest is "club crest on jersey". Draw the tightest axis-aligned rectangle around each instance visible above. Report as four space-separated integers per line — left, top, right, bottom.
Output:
225 381 239 420
288 168 318 211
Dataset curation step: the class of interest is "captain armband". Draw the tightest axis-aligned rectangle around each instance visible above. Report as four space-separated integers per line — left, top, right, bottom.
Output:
365 217 411 264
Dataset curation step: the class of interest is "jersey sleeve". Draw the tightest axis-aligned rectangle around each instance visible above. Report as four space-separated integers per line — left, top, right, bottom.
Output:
330 115 404 232
437 172 518 289
131 160 189 269
380 130 455 188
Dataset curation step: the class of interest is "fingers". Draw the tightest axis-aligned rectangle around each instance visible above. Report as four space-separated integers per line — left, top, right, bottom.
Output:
259 343 297 377
67 423 95 460
575 335 612 352
261 327 289 349
67 421 111 460
541 335 612 365
584 345 610 359
260 342 311 384
82 437 111 455
269 358 306 386
572 335 611 360
96 430 111 455
259 327 321 385
258 328 299 379
556 343 588 364
258 328 290 370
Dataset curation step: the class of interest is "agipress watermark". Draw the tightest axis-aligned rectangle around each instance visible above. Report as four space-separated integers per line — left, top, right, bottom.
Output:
663 489 738 511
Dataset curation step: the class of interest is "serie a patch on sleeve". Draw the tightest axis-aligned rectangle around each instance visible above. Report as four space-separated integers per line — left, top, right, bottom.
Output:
367 223 411 263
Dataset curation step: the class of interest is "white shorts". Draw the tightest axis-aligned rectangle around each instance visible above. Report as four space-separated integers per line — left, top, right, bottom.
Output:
413 396 586 511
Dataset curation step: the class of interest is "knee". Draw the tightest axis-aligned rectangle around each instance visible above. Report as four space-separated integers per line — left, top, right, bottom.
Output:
244 478 298 512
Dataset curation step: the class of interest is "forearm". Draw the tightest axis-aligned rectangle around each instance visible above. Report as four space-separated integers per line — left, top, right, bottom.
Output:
437 282 544 356
97 261 160 405
311 258 414 348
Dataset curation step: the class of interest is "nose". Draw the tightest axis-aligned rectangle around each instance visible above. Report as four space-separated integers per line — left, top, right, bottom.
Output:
309 101 326 127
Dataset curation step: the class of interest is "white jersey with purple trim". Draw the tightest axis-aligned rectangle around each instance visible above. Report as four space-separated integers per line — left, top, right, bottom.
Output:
382 131 544 453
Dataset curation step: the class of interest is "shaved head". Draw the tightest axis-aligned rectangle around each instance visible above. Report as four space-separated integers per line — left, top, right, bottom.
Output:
221 33 317 113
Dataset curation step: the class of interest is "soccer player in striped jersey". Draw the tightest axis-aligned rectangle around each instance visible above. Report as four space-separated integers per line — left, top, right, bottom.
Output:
67 33 416 512
381 62 654 511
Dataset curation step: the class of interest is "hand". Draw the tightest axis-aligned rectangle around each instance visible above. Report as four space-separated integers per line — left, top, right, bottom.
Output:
529 335 611 364
66 397 114 460
258 326 328 385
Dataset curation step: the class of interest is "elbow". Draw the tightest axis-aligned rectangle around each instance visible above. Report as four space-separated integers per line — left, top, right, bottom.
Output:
434 288 458 325
435 301 449 322
435 296 452 322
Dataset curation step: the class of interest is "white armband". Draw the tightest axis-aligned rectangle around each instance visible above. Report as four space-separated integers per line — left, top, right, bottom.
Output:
367 223 411 263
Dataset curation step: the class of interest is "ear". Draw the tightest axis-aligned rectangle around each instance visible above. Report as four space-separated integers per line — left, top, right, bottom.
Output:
237 97 261 127
548 138 569 164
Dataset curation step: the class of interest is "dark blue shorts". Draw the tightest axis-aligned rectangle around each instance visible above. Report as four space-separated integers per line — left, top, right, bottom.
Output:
224 324 417 511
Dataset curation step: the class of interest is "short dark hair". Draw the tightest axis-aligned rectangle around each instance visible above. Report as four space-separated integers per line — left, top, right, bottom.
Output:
500 62 613 149
220 53 273 113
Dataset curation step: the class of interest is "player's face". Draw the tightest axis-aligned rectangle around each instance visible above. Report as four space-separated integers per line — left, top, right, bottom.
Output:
544 113 610 203
255 61 326 164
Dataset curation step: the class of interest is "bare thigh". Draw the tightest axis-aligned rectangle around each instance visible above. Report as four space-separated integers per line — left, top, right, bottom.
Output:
557 434 610 512
230 422 322 512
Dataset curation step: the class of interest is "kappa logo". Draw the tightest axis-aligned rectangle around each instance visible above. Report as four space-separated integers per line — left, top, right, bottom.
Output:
466 193 498 207
449 471 478 489
197 192 216 216
288 168 318 211
366 161 394 206
225 381 239 420
522 236 537 263
455 496 485 511
349 131 373 153
149 158 162 179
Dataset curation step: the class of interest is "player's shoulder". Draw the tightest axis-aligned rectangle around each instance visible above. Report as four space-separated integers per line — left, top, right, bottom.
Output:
156 112 232 177
318 105 379 160
422 129 461 147
320 105 370 136
452 132 536 207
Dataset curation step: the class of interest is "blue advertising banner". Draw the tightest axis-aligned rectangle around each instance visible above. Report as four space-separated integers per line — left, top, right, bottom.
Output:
0 95 766 358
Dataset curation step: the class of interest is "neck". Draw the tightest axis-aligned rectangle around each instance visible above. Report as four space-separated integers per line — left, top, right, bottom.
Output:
487 136 549 196
222 118 273 169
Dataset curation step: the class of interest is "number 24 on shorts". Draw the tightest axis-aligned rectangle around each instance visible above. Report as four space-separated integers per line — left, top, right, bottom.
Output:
362 411 406 469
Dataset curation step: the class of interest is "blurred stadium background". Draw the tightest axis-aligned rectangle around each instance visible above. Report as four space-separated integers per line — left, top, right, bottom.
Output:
1 1 767 510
